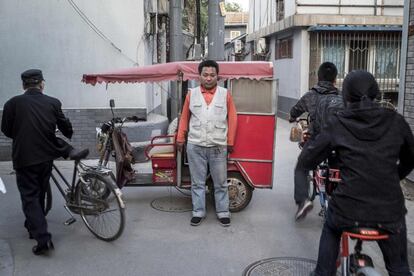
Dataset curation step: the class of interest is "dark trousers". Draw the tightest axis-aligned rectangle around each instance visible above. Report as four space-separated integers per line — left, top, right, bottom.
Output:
294 165 309 204
314 208 411 276
16 161 53 245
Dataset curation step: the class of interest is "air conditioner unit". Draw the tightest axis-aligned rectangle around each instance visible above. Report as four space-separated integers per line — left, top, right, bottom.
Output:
234 39 242 54
256 38 267 54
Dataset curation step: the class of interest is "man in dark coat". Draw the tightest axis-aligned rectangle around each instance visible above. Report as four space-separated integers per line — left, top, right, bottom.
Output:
289 62 340 220
1 69 88 255
298 70 414 275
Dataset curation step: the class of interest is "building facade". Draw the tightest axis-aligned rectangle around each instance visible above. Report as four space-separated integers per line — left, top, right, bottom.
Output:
0 0 169 160
247 0 404 117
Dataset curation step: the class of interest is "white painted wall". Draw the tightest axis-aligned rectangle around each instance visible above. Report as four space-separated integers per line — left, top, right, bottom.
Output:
274 30 305 99
249 0 403 29
0 0 151 109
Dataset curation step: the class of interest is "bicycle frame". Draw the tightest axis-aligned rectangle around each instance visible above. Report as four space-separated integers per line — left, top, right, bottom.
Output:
49 161 115 212
340 229 389 275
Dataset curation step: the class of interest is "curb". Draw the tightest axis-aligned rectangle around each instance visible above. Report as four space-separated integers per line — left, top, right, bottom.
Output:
0 239 13 276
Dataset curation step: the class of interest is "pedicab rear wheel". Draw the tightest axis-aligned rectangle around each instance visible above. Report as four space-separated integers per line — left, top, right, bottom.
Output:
228 172 253 212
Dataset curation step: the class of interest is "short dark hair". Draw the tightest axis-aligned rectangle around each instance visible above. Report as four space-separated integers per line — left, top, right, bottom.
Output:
318 62 338 82
198 60 219 75
23 82 42 90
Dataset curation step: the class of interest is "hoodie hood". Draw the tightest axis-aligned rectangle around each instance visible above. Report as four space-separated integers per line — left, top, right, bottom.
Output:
337 102 395 141
342 70 379 105
312 81 339 95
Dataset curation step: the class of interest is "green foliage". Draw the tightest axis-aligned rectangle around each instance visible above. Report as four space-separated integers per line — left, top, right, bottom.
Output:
225 2 243 12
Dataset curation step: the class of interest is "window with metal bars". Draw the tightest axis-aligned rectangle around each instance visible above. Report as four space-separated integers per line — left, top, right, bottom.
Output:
310 31 401 106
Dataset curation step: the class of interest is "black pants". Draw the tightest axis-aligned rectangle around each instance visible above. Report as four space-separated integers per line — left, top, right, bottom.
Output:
294 164 309 204
16 161 53 245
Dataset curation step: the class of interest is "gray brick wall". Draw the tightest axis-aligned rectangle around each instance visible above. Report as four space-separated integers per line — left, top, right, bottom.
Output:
0 108 146 161
405 2 414 133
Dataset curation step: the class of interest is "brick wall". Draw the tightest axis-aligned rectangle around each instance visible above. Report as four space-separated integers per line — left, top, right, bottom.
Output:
0 108 146 161
404 2 414 181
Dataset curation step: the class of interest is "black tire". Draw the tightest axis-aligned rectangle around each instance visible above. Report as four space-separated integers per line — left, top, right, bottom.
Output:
76 173 125 241
44 183 52 216
356 267 382 276
228 172 253 212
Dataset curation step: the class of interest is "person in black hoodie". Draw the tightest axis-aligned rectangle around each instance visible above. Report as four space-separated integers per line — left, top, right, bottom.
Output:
289 62 341 220
1 69 88 255
298 70 414 276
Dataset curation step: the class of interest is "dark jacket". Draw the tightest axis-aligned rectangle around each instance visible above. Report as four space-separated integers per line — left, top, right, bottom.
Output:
297 101 414 223
290 81 339 135
1 88 73 169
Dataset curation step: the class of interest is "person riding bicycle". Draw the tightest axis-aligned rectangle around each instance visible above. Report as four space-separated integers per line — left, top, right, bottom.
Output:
297 70 414 276
289 62 340 220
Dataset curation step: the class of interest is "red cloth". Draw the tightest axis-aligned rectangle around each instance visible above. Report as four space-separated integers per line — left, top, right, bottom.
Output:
82 61 273 85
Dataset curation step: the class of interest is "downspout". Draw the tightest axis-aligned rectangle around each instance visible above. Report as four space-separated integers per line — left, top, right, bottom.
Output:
398 0 410 114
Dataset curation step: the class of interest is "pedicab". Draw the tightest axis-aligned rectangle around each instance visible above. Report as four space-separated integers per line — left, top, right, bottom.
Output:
82 61 277 212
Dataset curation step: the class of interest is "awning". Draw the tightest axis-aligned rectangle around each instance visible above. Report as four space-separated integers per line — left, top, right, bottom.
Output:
82 61 274 85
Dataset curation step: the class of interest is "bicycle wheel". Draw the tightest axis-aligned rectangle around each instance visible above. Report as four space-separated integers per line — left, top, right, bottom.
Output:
356 266 382 276
76 173 125 241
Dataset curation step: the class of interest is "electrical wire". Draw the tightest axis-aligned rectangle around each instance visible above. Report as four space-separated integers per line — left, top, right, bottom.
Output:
66 0 138 65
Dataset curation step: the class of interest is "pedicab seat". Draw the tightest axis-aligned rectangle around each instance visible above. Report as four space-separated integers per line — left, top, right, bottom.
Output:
145 134 177 183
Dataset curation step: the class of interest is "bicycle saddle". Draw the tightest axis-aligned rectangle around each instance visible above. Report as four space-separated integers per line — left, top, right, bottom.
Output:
343 227 390 240
69 148 90 161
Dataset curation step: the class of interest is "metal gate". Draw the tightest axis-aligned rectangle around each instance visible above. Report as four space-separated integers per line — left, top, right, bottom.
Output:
309 29 402 107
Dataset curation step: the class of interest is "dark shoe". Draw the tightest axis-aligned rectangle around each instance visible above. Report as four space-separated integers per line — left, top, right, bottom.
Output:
295 199 313 221
190 217 204 226
69 148 89 161
32 240 54 256
218 217 231 227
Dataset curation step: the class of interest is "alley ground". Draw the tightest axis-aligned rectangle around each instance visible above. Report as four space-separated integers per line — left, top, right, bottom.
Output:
0 119 413 276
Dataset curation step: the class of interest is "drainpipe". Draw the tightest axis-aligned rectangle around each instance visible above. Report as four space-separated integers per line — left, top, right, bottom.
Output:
398 0 410 115
169 0 183 120
208 0 225 60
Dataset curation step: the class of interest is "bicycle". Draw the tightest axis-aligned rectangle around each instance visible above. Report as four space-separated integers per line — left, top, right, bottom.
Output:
48 157 125 241
309 161 340 219
339 227 389 276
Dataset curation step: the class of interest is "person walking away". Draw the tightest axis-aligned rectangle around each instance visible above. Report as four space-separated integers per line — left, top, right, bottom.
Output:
297 70 414 275
176 60 237 227
289 62 340 221
1 69 88 255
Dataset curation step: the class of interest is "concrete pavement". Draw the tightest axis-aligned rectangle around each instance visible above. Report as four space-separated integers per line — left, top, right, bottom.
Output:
0 118 413 275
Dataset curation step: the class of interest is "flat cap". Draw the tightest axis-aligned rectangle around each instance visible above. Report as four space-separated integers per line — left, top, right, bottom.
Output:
21 69 44 84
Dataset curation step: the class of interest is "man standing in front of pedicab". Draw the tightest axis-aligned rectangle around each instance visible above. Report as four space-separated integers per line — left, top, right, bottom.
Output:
177 60 237 227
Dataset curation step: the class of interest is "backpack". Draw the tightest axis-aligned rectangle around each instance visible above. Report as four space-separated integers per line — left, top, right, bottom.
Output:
314 94 344 135
112 128 135 188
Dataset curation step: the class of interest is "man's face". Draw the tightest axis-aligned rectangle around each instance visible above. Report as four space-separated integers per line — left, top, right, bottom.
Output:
199 67 218 90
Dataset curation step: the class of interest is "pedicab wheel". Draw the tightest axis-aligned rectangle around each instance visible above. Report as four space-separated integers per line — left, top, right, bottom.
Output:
228 172 253 212
76 173 125 241
44 183 52 215
356 267 382 276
